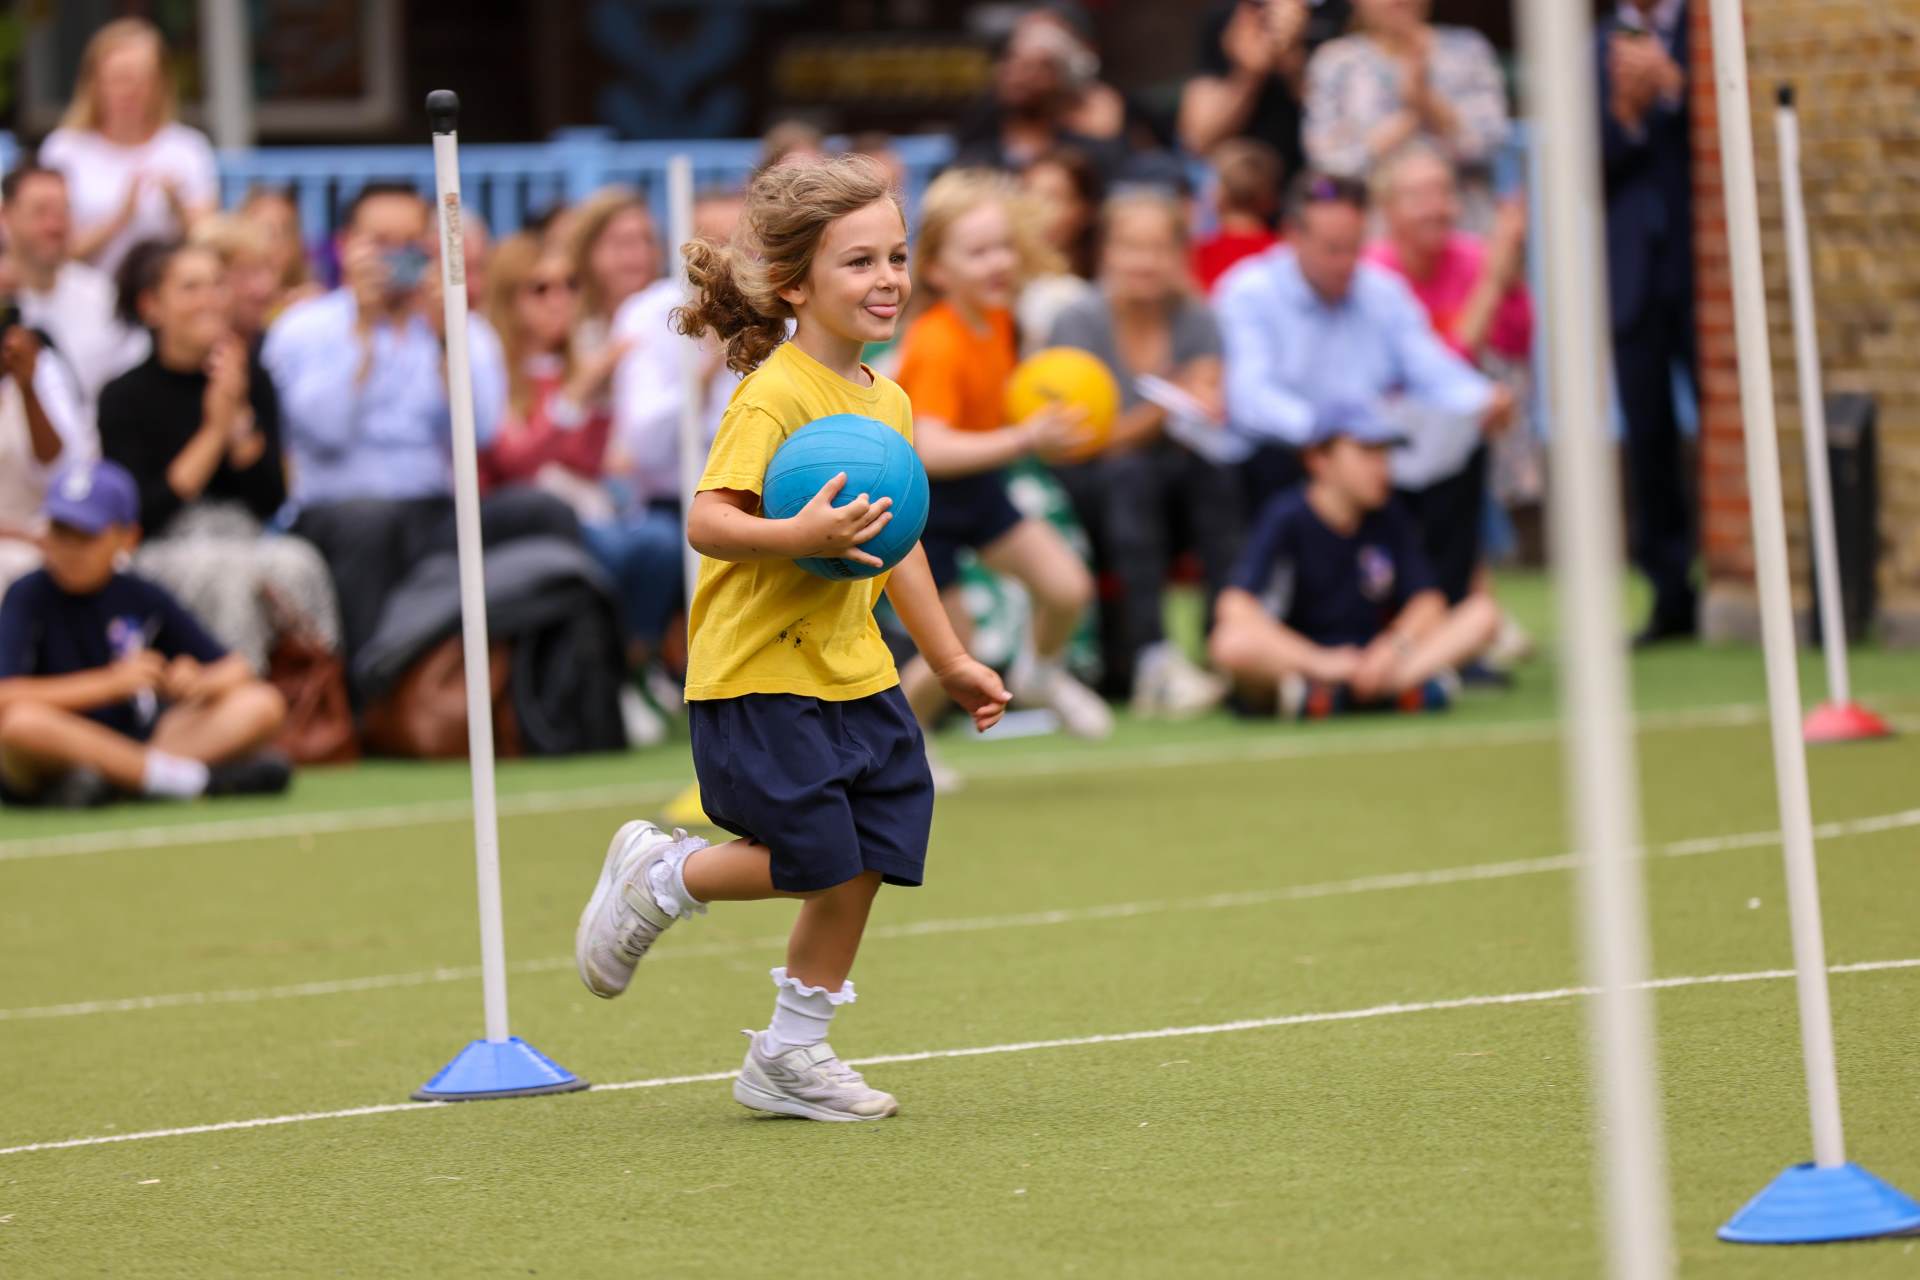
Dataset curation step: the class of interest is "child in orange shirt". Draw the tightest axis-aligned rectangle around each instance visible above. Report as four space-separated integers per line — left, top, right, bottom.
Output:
893 170 1112 776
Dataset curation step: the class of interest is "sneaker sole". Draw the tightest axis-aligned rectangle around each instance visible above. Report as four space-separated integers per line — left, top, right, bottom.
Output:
574 819 660 999
731 1075 898 1123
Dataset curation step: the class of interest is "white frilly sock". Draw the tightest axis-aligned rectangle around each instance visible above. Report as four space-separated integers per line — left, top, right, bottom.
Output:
765 966 856 1053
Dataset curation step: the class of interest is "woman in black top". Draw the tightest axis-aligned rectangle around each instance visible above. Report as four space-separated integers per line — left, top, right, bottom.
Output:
98 240 338 670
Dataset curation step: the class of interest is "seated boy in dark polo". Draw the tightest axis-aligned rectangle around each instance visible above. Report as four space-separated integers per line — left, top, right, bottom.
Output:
1208 403 1500 717
0 460 291 806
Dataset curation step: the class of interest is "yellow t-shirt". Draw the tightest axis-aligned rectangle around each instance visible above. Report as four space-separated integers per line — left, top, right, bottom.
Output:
684 341 914 702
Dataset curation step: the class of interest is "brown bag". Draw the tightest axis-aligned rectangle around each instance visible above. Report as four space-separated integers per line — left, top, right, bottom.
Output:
361 635 524 760
266 631 360 765
260 583 358 766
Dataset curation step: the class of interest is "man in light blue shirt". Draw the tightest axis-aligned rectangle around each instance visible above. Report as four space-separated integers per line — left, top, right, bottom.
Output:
264 183 578 662
1218 172 1513 548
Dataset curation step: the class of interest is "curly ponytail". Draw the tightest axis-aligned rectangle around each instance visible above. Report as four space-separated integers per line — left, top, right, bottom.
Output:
673 153 903 375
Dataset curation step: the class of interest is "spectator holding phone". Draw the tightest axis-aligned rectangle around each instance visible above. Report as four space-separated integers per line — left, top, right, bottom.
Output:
262 183 579 664
40 19 217 276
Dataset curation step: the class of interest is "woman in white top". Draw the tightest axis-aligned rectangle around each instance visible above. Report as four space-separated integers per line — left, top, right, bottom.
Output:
40 18 219 276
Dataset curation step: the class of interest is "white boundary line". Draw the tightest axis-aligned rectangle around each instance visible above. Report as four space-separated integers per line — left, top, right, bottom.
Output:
8 806 1918 1025
0 704 1775 864
6 956 1917 1159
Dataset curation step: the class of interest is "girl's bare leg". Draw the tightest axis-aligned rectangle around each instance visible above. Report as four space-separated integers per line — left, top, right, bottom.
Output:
785 871 884 991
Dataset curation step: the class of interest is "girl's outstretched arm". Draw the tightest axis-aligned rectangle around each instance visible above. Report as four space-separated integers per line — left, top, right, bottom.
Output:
884 545 1010 733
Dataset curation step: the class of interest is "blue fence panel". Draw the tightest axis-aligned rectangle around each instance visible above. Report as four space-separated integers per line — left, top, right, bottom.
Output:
200 130 955 247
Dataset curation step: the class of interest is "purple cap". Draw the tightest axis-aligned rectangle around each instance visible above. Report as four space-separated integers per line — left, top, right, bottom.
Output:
44 459 140 533
1304 400 1407 449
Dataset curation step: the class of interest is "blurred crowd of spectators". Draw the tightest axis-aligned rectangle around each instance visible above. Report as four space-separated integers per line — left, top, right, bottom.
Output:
0 1 1699 804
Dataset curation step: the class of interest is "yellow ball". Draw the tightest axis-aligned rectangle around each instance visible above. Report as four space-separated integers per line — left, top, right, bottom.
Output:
1005 347 1120 460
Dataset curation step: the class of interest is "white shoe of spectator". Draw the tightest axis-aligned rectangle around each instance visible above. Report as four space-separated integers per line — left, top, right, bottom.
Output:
924 741 965 793
1485 611 1535 672
620 686 668 748
1012 660 1114 740
644 664 685 718
1130 641 1227 720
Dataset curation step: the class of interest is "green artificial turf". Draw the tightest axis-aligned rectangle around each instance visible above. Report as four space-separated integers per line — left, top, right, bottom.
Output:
4 573 1920 1276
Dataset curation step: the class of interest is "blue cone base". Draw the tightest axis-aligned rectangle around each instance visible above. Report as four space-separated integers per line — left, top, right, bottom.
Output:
413 1036 588 1101
1719 1162 1920 1244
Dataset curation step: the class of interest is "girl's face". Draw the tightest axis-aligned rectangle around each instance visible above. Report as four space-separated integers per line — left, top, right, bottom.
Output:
785 199 910 347
243 197 302 280
930 200 1020 311
515 253 579 351
589 207 659 312
95 42 161 134
1101 204 1184 304
226 251 279 337
143 247 230 357
1022 162 1086 255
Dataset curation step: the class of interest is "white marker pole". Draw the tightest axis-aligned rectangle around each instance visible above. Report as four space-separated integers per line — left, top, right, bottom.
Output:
412 92 583 1101
428 93 511 1048
1773 89 1851 706
667 154 703 600
1706 0 1846 1168
1520 3 1672 1276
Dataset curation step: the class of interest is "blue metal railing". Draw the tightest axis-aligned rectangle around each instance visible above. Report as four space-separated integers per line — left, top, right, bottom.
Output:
207 129 957 245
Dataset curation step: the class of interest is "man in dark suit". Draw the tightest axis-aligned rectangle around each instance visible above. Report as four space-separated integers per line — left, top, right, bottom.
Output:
1599 0 1698 643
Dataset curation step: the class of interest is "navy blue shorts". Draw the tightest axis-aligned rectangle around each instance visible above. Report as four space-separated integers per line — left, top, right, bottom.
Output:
688 687 935 893
922 471 1024 590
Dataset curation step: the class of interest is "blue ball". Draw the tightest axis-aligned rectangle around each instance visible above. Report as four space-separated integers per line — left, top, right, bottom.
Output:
762 413 930 580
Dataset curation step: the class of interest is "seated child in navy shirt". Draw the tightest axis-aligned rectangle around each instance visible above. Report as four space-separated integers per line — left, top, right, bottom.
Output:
0 460 291 807
1209 404 1500 717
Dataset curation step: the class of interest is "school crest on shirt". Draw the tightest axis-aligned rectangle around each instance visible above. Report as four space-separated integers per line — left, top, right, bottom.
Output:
105 615 147 658
1357 545 1396 602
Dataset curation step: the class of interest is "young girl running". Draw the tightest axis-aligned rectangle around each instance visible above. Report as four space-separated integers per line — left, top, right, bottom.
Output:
893 169 1112 775
573 155 1009 1122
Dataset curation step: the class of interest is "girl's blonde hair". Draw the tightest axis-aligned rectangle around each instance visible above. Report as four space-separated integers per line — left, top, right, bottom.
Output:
486 232 577 416
189 213 271 267
62 18 175 134
675 154 903 375
911 167 1062 306
567 186 653 321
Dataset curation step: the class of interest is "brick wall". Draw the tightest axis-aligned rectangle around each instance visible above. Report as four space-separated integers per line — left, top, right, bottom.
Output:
1693 0 1920 643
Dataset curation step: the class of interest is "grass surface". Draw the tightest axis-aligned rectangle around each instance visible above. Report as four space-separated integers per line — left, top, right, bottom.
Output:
6 574 1920 1276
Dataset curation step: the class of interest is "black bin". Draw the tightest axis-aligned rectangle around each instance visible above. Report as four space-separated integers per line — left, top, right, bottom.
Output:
1812 391 1878 643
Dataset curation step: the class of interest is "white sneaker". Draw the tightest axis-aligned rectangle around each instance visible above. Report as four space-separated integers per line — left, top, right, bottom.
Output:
1013 663 1113 739
574 820 682 998
620 686 668 749
1130 643 1227 719
732 1031 898 1122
